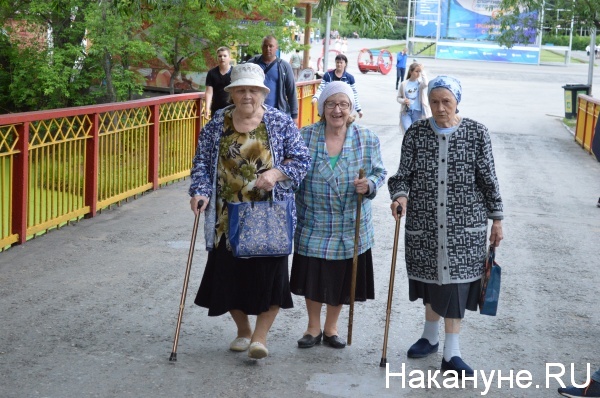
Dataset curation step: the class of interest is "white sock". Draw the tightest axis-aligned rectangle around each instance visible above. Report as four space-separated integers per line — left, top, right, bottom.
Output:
443 333 461 361
421 320 439 345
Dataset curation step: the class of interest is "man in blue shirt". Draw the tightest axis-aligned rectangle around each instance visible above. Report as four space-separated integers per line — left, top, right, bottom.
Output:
247 36 298 124
396 48 408 90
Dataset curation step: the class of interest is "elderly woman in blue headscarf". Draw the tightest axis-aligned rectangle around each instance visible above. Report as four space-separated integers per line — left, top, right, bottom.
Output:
388 75 504 376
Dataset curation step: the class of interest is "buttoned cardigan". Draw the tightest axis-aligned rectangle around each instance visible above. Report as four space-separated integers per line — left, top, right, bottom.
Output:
388 117 503 284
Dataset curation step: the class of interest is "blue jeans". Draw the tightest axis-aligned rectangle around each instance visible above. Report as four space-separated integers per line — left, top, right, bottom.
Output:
401 109 422 132
396 67 406 89
593 367 600 382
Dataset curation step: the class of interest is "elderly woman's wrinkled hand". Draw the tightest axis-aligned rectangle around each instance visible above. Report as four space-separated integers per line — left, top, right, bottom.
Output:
489 220 503 248
390 197 407 221
255 168 284 191
353 176 369 195
190 195 209 215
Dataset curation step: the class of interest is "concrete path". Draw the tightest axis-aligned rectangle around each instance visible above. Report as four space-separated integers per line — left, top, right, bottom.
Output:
1 39 599 398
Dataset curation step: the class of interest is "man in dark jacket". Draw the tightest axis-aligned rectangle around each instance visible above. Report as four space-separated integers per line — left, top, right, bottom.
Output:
247 36 298 123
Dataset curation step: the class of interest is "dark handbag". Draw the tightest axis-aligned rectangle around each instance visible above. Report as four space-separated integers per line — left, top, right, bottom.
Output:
479 246 501 316
227 199 293 258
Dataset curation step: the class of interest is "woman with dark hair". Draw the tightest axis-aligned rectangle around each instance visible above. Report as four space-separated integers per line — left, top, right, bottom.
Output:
312 54 363 118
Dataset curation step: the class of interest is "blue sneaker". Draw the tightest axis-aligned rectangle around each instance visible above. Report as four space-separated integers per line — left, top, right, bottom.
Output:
407 338 439 358
558 380 600 397
441 356 474 378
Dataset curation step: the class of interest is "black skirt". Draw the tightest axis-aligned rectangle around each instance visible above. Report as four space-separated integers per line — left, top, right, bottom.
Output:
194 237 293 316
408 278 481 319
290 250 375 307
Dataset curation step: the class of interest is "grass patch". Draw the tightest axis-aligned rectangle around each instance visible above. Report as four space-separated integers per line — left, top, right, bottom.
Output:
562 118 577 129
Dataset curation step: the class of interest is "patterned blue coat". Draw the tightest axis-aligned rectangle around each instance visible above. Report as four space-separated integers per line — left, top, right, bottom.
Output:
189 105 311 251
387 118 503 284
294 121 387 260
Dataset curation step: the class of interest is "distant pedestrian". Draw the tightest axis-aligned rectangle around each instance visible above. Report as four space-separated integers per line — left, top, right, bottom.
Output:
247 36 298 123
204 46 232 119
289 49 303 81
341 38 348 54
397 62 431 133
396 48 408 90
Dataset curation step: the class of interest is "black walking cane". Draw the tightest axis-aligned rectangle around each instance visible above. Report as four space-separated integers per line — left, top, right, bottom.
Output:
380 204 402 367
348 168 365 346
169 199 204 362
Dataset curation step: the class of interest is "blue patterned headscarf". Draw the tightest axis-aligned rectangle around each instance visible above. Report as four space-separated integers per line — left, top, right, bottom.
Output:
428 75 462 104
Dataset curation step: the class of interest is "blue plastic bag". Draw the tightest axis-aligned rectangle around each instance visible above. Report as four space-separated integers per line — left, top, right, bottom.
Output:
479 246 501 316
227 200 293 258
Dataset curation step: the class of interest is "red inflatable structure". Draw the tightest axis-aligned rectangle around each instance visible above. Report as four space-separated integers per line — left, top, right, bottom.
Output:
357 48 393 75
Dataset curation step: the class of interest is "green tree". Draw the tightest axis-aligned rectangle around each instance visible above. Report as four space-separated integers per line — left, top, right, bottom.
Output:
492 0 600 47
315 0 397 37
83 0 155 102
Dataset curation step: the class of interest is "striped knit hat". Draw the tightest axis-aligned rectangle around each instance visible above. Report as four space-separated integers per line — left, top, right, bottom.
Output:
318 81 354 115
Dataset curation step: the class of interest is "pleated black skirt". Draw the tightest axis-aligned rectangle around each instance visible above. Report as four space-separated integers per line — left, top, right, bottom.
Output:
194 237 293 316
408 278 481 319
290 250 375 306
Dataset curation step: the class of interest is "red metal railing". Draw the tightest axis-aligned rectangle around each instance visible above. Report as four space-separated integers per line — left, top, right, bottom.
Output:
0 80 321 250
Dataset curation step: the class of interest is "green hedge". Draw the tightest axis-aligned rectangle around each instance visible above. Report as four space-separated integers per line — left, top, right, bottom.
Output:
542 35 599 51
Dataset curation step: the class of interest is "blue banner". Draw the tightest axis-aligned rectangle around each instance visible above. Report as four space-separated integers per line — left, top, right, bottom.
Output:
436 43 539 64
414 0 537 42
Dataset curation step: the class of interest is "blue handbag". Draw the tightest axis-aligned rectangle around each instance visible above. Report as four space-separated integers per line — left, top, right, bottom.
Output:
479 246 501 316
227 199 293 258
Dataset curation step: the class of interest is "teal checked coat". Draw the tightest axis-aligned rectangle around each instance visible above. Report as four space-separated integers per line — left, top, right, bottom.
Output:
294 121 387 260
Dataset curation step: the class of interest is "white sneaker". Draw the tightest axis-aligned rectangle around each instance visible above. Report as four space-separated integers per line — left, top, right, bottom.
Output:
229 337 251 352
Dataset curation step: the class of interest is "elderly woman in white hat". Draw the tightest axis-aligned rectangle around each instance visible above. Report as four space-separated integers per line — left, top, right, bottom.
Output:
290 81 387 349
388 75 503 376
188 63 310 359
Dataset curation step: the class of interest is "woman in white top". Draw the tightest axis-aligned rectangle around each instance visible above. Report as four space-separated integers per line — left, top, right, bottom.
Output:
397 63 432 133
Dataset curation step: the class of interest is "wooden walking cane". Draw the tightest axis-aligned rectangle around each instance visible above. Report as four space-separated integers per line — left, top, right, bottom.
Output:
380 204 402 367
347 168 365 346
169 199 204 362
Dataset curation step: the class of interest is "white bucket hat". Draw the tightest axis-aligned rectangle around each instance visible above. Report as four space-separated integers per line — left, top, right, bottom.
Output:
224 63 270 93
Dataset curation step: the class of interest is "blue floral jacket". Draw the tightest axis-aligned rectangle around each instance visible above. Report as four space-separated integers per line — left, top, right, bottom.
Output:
189 105 311 251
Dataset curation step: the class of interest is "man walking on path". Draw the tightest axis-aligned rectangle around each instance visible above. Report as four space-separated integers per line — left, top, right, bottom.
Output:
248 36 298 124
396 48 408 90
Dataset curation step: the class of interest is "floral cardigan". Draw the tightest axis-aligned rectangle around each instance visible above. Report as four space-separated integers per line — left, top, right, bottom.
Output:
189 105 311 251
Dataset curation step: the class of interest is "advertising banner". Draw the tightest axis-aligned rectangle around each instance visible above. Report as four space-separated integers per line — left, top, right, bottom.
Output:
414 0 537 43
414 0 439 37
436 43 540 64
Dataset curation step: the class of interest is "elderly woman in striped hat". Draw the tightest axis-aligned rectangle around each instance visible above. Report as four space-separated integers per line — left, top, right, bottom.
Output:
290 81 387 349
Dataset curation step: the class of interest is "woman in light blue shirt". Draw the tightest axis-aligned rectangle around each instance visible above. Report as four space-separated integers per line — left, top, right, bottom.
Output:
397 62 431 133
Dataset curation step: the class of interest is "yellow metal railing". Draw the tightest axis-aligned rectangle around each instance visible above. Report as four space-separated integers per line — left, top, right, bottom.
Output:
27 116 91 236
158 100 199 184
575 94 599 155
1 124 19 248
0 81 320 251
98 108 152 208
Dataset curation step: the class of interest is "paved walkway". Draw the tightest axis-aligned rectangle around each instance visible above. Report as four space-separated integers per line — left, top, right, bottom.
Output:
1 39 600 398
